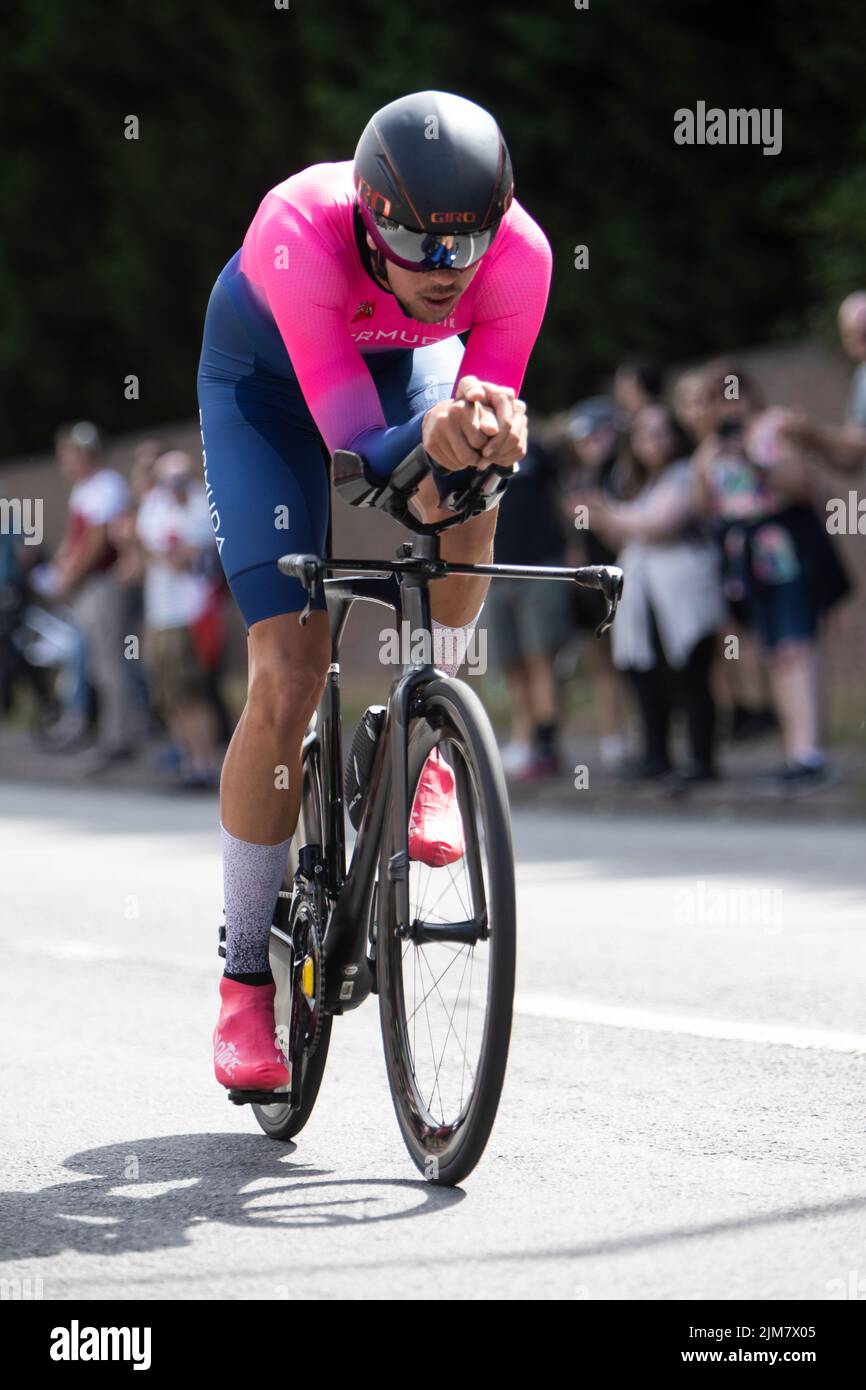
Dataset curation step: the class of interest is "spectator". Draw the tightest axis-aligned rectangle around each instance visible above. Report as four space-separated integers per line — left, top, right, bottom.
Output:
782 291 866 471
613 359 663 419
586 404 724 783
136 450 220 788
133 438 232 748
673 368 714 447
131 438 161 504
675 364 777 741
50 422 142 769
486 432 570 779
692 365 851 790
558 397 629 767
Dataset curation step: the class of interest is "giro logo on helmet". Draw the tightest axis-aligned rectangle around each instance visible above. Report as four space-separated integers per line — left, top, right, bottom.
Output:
431 211 478 224
356 177 392 218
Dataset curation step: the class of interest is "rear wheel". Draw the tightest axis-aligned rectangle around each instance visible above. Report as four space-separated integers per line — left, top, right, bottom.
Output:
253 732 333 1141
377 678 516 1186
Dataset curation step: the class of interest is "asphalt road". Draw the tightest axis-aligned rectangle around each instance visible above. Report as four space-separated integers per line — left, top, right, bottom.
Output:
1 782 864 1301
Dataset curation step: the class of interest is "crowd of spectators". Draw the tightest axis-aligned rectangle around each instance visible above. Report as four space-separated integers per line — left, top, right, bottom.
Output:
491 293 864 793
5 426 227 787
3 291 864 798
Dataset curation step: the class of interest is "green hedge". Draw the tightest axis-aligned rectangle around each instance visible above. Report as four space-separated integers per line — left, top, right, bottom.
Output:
2 0 865 453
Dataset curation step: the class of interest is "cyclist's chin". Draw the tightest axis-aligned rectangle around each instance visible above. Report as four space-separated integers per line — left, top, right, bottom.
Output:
410 289 462 323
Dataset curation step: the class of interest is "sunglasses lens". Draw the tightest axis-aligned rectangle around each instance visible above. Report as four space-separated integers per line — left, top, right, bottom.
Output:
372 215 497 271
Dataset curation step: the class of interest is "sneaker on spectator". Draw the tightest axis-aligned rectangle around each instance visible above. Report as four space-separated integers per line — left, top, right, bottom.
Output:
599 733 627 769
82 744 137 777
501 740 532 776
617 754 672 783
514 751 561 782
777 760 834 793
43 710 93 753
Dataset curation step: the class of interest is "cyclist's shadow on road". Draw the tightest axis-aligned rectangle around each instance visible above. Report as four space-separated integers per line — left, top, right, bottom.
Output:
1 1133 463 1261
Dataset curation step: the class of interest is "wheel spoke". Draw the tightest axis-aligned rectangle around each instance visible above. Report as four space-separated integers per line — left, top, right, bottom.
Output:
414 944 476 1116
403 940 471 1024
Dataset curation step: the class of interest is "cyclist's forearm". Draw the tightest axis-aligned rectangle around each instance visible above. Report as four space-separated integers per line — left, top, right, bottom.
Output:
349 415 425 480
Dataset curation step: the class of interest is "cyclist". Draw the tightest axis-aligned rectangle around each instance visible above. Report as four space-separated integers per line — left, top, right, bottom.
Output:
198 90 552 1092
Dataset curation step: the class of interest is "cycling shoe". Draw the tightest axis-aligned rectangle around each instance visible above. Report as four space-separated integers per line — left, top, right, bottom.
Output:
408 746 466 867
213 977 290 1091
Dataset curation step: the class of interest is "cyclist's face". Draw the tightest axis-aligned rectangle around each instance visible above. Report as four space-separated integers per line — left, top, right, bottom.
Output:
367 236 481 322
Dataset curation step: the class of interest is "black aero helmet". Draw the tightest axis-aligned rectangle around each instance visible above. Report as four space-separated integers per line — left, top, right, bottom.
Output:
353 90 514 272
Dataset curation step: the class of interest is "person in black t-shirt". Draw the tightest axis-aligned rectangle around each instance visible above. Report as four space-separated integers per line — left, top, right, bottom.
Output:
486 435 571 780
556 397 630 768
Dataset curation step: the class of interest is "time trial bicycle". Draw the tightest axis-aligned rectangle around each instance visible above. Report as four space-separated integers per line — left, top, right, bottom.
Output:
221 444 623 1186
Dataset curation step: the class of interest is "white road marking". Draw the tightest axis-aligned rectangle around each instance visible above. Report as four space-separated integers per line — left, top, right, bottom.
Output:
516 992 866 1054
20 940 126 961
9 941 866 1055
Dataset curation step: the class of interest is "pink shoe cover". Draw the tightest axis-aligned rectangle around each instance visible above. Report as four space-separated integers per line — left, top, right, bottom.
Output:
408 747 466 868
213 977 290 1091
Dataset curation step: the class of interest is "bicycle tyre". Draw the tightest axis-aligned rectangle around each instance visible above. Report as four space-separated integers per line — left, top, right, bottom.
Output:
254 735 332 1141
377 676 516 1186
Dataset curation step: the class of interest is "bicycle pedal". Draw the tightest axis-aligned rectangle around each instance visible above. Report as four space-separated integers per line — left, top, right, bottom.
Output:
227 1088 292 1107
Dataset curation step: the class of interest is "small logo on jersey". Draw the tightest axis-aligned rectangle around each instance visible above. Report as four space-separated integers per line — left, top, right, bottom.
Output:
352 300 376 323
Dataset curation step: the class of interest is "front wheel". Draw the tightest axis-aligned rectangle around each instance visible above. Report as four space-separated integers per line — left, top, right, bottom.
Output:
377 677 516 1186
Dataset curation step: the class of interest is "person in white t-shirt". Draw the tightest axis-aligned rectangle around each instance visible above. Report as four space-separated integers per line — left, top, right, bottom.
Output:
51 421 142 766
136 451 219 786
781 292 866 472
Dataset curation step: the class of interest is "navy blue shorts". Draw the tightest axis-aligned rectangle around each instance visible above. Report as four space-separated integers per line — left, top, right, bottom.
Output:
196 253 464 628
750 577 818 651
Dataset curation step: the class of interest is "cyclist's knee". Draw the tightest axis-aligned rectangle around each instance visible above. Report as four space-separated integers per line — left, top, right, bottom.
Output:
247 616 329 736
248 657 327 735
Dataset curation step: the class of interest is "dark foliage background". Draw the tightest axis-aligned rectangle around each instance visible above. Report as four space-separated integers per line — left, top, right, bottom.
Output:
2 0 866 453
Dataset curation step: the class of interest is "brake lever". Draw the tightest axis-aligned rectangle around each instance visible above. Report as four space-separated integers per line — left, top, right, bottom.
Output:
298 567 324 626
277 553 326 626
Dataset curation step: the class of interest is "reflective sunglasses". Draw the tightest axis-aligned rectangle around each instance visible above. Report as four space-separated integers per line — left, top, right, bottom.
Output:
360 202 500 272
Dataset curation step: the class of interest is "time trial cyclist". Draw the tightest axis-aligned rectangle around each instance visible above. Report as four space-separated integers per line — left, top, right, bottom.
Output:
197 90 552 1093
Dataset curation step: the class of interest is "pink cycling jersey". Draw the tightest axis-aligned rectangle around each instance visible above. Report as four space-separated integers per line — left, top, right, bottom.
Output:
239 161 552 463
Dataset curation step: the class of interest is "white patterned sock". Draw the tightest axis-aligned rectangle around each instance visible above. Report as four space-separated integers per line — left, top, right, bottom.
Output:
221 824 292 976
431 613 481 677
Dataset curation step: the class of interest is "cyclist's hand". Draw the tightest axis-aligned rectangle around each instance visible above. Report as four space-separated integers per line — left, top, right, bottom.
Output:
422 397 492 470
455 375 528 468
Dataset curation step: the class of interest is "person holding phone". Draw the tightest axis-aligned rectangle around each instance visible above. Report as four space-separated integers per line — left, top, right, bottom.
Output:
692 364 850 790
